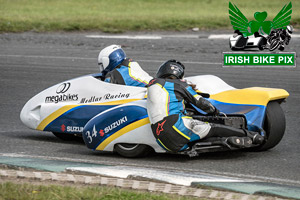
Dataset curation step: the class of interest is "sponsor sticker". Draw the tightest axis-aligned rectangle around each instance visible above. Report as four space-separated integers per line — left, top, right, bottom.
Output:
84 116 128 144
104 116 128 134
60 124 83 133
67 126 83 133
80 93 130 104
45 82 79 103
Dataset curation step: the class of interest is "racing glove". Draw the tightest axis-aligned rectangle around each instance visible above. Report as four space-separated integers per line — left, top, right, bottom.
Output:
211 106 220 116
196 97 219 115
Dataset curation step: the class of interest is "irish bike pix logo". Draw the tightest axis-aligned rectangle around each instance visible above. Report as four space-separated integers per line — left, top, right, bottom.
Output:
223 2 296 67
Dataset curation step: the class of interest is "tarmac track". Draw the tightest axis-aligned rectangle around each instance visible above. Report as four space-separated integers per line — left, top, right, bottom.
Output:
0 32 299 187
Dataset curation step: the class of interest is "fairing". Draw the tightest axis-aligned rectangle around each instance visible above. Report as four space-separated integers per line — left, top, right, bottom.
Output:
20 74 289 152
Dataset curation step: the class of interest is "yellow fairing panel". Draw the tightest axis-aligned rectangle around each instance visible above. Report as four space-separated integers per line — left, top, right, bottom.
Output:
210 87 289 106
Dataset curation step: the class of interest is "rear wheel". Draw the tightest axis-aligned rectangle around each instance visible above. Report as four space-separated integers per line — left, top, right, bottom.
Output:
114 143 153 158
255 101 286 151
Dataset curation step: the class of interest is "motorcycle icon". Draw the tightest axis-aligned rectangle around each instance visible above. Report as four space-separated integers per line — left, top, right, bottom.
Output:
229 25 293 51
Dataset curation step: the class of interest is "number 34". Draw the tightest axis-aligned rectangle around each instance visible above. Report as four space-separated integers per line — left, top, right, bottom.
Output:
85 125 98 143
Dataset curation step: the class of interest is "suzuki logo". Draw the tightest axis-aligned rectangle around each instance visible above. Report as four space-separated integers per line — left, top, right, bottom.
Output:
56 82 71 94
61 124 66 132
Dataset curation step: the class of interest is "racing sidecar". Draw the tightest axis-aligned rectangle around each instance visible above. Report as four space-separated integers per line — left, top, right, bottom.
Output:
229 30 267 51
20 73 289 157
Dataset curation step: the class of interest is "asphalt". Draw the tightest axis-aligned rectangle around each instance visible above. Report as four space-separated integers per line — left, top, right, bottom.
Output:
0 31 300 198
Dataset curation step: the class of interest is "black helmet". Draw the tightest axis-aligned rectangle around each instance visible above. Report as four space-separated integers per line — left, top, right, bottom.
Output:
156 60 185 79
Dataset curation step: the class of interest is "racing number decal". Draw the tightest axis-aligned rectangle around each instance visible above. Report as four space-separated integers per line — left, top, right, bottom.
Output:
85 125 98 143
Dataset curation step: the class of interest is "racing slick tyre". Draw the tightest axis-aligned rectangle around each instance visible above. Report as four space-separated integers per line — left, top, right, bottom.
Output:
52 132 82 141
258 37 267 50
269 39 280 51
278 45 285 51
253 101 286 151
114 143 153 158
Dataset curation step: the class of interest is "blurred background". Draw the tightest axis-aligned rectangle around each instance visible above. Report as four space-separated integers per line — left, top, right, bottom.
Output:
0 0 298 33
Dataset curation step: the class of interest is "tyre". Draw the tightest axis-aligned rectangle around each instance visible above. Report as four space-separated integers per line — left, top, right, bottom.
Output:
269 39 280 51
278 45 285 51
114 143 153 158
255 101 286 151
258 45 265 51
52 132 82 141
258 37 267 50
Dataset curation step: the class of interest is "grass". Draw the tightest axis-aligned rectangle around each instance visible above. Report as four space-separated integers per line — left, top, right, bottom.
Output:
0 181 199 200
0 0 299 33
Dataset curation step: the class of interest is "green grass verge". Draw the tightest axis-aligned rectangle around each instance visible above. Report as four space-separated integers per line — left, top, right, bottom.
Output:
0 0 299 33
0 181 200 200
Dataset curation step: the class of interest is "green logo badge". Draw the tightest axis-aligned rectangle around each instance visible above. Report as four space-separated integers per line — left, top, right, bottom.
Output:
229 2 292 37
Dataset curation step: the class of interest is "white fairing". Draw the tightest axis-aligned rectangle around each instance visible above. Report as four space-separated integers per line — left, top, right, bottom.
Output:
229 35 242 47
248 37 262 46
230 35 262 48
20 74 235 130
20 74 235 153
185 75 235 95
20 75 147 130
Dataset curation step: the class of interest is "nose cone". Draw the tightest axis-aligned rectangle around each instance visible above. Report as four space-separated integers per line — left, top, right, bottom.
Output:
20 102 41 130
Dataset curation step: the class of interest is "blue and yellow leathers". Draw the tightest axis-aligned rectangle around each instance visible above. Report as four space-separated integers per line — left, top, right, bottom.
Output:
147 78 215 152
104 58 152 87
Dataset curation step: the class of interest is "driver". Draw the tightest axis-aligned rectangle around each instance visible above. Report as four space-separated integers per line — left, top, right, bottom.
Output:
98 45 152 87
146 60 264 152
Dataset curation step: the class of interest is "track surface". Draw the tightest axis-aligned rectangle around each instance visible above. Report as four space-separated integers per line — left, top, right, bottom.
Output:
0 32 299 186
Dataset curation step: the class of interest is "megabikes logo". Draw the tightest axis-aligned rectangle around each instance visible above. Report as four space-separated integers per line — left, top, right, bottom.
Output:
45 82 79 103
45 94 78 103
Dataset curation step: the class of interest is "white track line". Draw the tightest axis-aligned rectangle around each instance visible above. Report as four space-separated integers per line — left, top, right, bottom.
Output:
86 34 300 40
208 34 232 39
208 34 300 39
85 34 200 39
86 35 162 40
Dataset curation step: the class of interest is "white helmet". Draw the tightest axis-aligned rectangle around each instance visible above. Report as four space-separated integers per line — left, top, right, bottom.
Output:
286 25 293 34
98 45 126 74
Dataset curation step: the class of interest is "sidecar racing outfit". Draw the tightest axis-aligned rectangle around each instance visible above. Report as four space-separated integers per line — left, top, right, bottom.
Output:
147 77 217 152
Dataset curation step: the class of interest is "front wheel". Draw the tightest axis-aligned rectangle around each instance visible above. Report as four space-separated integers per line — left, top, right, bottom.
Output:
114 143 153 158
255 101 286 151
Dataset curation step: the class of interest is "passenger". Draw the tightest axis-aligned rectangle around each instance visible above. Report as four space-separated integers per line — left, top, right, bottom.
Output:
98 45 152 87
146 60 264 152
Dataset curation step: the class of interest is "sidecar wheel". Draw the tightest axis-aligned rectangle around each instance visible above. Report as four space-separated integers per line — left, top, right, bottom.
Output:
255 101 286 151
114 143 153 158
